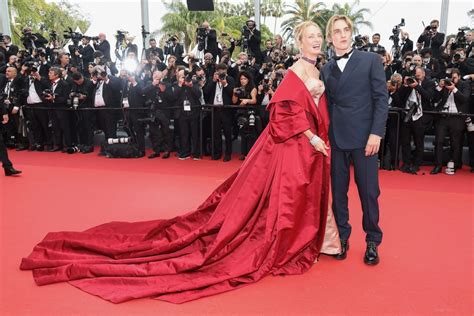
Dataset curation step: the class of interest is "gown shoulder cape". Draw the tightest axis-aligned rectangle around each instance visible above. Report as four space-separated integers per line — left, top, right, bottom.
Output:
20 70 340 304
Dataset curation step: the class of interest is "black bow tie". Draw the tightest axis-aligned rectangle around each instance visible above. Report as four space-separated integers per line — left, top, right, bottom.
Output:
334 49 353 61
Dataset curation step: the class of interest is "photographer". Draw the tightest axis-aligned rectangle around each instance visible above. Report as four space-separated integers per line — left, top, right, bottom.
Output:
430 69 470 174
91 65 121 142
203 63 235 161
197 21 219 60
398 66 435 173
256 74 274 129
0 92 21 176
140 71 172 159
20 60 51 151
367 33 385 53
232 71 258 160
241 20 263 64
93 33 111 62
145 38 164 62
1 67 28 150
164 36 184 65
168 69 201 160
43 67 73 153
420 48 444 79
202 52 216 82
400 31 414 58
384 73 404 170
229 52 257 83
0 35 19 60
21 27 48 52
162 55 178 84
76 36 95 74
417 20 445 59
69 72 95 153
263 39 274 62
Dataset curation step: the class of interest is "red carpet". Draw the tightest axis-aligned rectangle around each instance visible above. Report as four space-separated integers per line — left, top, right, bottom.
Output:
1 149 472 315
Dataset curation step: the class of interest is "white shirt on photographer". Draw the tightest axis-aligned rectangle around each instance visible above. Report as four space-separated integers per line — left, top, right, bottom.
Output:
27 78 42 104
94 81 106 107
214 82 224 105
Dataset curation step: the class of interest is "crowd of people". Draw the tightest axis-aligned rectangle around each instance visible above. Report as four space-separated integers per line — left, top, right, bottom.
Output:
1 18 473 175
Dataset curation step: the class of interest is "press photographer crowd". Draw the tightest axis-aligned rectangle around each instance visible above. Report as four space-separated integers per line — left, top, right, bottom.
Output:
0 18 473 176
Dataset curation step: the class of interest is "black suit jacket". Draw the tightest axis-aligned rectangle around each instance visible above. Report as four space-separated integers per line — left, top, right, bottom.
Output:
417 32 445 59
204 29 219 59
321 50 389 150
94 40 111 61
401 38 414 57
79 45 95 66
165 44 185 64
433 80 471 113
145 47 164 62
399 77 436 111
46 79 71 108
92 76 122 108
70 78 95 108
203 76 235 105
21 33 48 51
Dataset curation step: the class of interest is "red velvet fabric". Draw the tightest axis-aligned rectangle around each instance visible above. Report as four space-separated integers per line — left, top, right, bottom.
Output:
20 70 331 304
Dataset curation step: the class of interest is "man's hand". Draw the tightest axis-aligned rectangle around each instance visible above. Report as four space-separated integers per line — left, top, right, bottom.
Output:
2 114 8 124
365 134 382 156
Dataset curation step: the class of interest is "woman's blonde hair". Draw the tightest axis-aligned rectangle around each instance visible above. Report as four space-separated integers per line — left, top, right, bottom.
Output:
326 15 354 42
293 21 321 48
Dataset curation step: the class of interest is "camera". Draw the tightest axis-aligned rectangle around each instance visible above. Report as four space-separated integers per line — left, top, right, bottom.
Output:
49 30 57 42
442 78 452 86
262 75 271 92
25 61 39 75
237 110 256 128
218 73 227 81
42 89 56 99
115 30 128 49
0 33 4 44
63 27 83 44
234 87 245 98
92 69 107 79
406 77 416 85
455 26 470 47
390 79 398 86
196 27 207 51
184 70 193 83
90 36 100 42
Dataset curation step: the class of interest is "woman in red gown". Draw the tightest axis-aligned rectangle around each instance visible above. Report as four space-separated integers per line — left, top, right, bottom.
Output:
20 22 341 304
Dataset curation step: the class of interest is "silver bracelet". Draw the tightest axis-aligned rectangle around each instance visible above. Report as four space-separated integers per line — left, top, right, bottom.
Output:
309 134 322 146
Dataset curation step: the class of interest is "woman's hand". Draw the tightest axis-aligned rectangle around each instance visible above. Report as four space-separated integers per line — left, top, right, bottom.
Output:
312 139 329 157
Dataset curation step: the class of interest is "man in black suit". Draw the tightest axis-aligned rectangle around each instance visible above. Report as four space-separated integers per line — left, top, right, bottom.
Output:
200 21 219 60
417 19 445 60
0 35 19 61
400 31 414 57
244 20 263 65
93 33 111 62
431 69 470 174
77 37 95 74
0 93 21 176
0 67 29 150
203 63 235 162
70 72 95 153
366 33 385 53
20 27 48 52
398 67 435 173
321 15 388 265
164 36 184 65
43 67 73 152
145 38 164 62
91 65 121 141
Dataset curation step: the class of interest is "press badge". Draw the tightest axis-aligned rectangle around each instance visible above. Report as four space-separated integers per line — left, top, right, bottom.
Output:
183 99 191 111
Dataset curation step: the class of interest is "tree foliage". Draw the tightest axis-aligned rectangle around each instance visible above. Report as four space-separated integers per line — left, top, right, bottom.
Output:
8 0 90 46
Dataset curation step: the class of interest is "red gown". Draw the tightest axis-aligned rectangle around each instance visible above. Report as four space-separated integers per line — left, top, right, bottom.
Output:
20 70 334 304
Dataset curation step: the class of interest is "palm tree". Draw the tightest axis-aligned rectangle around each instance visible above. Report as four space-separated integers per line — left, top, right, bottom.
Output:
270 0 284 35
280 0 326 41
329 0 372 34
159 1 214 52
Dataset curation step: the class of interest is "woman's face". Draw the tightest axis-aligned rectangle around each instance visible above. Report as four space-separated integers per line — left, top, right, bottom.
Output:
240 75 249 87
299 25 323 58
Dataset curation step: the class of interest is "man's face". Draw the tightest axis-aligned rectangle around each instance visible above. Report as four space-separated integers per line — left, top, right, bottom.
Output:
168 57 176 67
196 69 205 78
73 78 84 85
240 54 248 64
372 35 380 45
99 34 106 41
82 38 90 46
4 36 11 45
153 71 163 81
415 68 425 81
5 68 16 79
430 22 439 31
8 55 17 64
266 41 272 49
150 40 156 48
466 32 472 43
48 70 58 81
330 19 352 52
202 22 210 30
247 21 255 29
412 55 422 66
451 73 460 84
60 55 70 65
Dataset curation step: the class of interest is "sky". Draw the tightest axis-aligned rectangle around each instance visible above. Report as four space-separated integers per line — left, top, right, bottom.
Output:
46 0 472 55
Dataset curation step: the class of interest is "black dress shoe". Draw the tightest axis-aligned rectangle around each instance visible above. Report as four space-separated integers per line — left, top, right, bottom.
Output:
239 155 246 161
223 154 231 162
334 239 349 260
430 166 442 175
4 167 22 176
35 144 45 152
47 146 62 152
211 155 222 160
364 241 380 265
162 151 170 159
16 145 28 151
471 167 474 173
148 152 160 159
